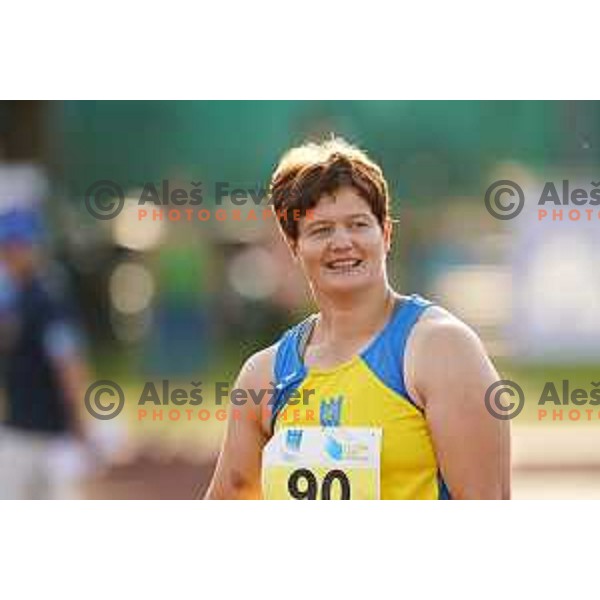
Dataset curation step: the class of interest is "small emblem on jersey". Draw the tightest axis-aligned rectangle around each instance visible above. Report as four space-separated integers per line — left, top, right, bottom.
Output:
285 429 303 452
325 435 344 460
319 395 343 427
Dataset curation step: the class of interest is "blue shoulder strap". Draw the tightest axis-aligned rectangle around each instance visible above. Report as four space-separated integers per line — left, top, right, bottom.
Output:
270 318 311 431
361 294 433 410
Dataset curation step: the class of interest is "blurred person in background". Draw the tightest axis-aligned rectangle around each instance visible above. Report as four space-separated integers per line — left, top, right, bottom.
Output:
0 209 93 499
206 137 510 500
0 262 17 420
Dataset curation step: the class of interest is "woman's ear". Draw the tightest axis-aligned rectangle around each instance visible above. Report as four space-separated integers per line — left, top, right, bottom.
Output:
383 218 393 253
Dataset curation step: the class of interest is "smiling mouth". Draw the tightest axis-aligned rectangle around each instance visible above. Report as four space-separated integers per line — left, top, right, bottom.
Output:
324 258 365 272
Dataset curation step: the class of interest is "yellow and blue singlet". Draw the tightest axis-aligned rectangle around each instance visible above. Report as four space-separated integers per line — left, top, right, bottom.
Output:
264 294 451 500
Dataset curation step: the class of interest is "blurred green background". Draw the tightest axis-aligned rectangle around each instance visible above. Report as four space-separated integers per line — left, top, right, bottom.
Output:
1 100 599 498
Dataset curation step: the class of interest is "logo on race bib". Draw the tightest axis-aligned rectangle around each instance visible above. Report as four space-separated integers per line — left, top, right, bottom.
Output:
325 435 343 460
262 427 382 500
325 434 370 462
319 395 343 426
285 429 303 452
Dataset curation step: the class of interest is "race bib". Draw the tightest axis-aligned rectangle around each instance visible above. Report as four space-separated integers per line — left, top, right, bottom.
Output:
262 427 382 500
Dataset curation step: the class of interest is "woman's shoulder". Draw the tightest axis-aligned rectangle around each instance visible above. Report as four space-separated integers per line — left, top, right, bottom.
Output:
239 314 314 386
413 304 483 349
405 303 491 409
238 344 278 388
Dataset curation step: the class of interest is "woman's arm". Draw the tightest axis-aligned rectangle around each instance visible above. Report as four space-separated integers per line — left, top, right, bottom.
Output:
406 311 510 499
203 346 276 499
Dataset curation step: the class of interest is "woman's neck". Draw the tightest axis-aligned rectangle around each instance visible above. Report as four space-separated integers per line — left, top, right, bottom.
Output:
311 283 398 349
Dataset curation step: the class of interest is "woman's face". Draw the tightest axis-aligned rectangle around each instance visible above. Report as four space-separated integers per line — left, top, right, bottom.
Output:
291 185 391 297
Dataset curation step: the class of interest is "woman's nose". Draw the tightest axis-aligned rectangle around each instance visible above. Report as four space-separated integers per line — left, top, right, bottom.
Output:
329 226 354 250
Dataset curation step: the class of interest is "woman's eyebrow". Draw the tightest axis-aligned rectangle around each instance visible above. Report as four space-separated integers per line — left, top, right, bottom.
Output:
304 212 372 228
345 212 372 219
310 212 371 221
305 218 334 228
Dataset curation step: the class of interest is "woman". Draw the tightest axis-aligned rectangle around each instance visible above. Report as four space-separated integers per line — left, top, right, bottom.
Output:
205 138 510 500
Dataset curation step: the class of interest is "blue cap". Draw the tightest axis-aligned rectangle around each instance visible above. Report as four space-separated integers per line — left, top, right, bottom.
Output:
0 209 44 245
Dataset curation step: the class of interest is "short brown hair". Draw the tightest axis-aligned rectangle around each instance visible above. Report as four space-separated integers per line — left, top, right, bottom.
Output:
268 137 390 241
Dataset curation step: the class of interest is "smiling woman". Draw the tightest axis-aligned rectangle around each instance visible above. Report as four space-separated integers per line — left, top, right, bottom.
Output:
290 187 390 297
204 137 510 500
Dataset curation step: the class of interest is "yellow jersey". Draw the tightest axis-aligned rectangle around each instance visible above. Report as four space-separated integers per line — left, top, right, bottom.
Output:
262 294 450 500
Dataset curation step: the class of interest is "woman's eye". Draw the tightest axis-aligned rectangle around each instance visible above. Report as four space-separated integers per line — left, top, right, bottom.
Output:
351 221 369 229
311 226 331 236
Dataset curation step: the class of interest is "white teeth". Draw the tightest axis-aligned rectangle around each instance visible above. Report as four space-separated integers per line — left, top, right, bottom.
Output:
327 259 362 269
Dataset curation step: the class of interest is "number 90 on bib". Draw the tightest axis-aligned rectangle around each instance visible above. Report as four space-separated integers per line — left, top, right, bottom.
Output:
262 427 382 500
